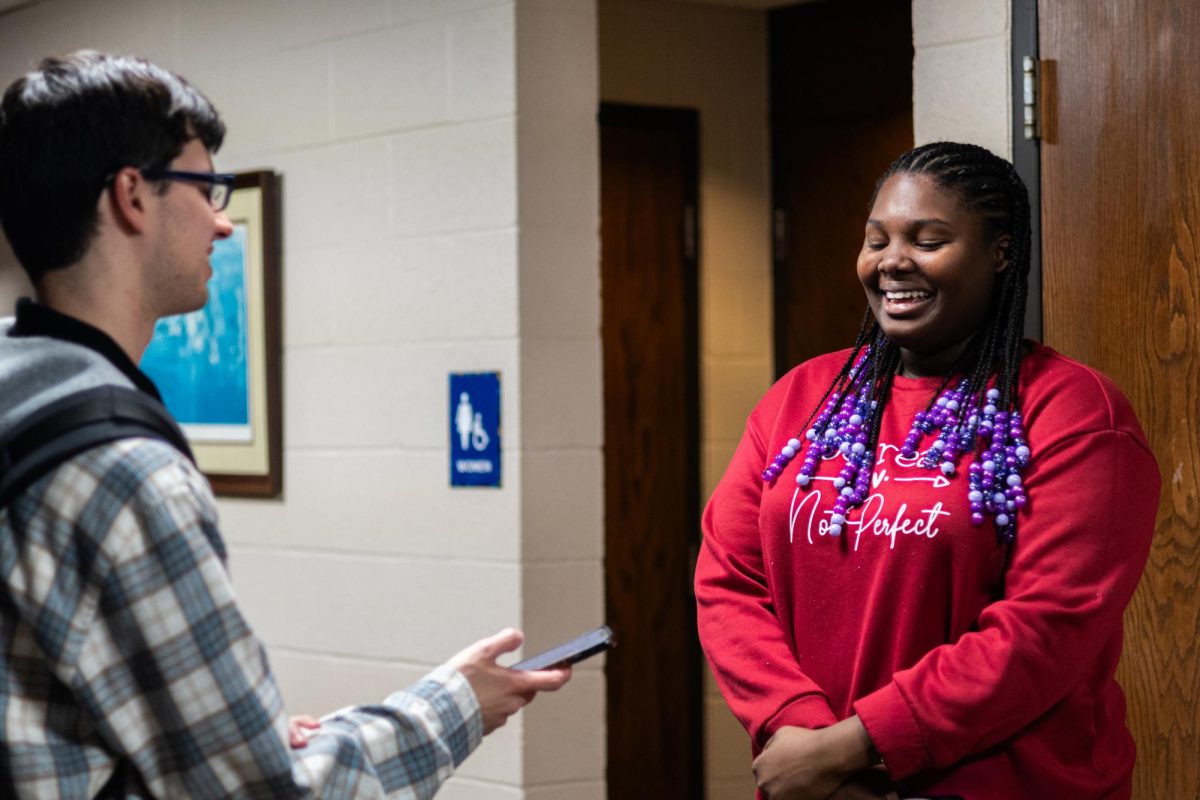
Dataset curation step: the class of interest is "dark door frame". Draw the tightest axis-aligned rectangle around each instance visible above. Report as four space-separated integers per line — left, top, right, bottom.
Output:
1011 0 1044 340
597 101 703 800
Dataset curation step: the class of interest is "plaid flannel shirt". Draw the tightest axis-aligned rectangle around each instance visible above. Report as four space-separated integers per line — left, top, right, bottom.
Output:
0 436 483 799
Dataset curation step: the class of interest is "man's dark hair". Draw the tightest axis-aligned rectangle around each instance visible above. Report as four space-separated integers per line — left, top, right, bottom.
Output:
0 51 225 283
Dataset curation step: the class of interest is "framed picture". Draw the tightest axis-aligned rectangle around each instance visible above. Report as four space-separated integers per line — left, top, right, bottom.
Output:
140 170 282 497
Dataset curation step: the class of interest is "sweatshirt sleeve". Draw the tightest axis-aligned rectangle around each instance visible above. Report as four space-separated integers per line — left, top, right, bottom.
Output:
853 424 1160 778
695 418 839 749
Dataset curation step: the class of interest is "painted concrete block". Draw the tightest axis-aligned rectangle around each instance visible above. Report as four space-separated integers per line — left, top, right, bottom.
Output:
516 0 598 117
914 38 1011 159
0 0 179 83
324 236 457 343
524 783 605 800
519 449 603 563
516 111 599 232
180 0 388 65
281 247 337 348
332 20 450 138
284 341 518 449
515 1 599 232
215 448 521 561
518 337 602 450
230 547 521 663
457 714 522 784
520 561 605 651
914 0 1009 48
522 667 605 784
517 225 600 340
272 138 392 250
189 46 333 157
446 230 521 339
272 231 524 349
391 119 517 236
434 779 521 800
449 3 516 120
268 649 427 717
389 0 508 28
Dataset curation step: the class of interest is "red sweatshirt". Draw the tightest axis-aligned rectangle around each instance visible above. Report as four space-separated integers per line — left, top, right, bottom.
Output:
695 343 1159 799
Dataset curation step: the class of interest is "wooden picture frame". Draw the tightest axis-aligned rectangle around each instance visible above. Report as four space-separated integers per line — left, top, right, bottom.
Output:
140 170 282 497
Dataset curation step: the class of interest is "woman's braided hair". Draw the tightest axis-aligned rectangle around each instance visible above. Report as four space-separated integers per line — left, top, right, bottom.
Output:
797 142 1034 506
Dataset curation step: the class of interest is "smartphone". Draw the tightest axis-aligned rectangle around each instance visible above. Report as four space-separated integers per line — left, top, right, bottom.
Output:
512 625 616 670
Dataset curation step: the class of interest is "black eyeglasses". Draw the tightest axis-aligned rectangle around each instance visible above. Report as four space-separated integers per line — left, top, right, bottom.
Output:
139 168 236 211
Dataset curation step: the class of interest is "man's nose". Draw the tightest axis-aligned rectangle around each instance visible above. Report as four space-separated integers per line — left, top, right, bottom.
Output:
213 210 234 239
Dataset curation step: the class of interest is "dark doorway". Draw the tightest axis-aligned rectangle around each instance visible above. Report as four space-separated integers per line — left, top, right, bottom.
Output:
599 103 702 800
770 0 914 377
1038 1 1200 795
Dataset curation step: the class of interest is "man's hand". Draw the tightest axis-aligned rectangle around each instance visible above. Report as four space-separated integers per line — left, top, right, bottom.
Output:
752 717 879 800
448 628 571 734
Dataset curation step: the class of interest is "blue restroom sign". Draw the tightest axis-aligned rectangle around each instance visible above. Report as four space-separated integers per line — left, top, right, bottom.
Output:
449 372 501 487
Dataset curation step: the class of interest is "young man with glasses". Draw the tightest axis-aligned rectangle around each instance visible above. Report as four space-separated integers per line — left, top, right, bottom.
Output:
0 51 569 799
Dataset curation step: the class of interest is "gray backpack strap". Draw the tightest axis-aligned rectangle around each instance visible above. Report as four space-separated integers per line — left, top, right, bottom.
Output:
0 385 193 507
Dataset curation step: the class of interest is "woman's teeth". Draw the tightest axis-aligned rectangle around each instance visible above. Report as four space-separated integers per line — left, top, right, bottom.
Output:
885 290 932 300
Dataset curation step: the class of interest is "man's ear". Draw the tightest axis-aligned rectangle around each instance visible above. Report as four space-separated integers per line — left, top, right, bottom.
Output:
991 233 1013 274
107 166 152 234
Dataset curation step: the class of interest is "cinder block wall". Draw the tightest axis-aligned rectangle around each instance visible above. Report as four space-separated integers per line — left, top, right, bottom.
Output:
913 0 1012 158
0 1 603 798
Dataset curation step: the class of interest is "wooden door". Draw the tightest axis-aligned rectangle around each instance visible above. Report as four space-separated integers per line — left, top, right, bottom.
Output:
1039 2 1200 796
770 0 913 377
599 104 701 800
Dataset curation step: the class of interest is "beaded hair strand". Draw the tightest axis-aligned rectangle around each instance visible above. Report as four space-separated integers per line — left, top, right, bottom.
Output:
764 142 1034 543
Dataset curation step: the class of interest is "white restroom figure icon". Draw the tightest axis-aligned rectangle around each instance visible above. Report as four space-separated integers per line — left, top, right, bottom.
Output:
455 392 490 451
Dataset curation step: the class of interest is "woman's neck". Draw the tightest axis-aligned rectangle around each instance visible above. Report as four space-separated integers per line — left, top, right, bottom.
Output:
896 341 973 378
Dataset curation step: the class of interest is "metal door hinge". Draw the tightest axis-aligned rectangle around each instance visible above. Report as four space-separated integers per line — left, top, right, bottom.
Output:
1022 55 1040 140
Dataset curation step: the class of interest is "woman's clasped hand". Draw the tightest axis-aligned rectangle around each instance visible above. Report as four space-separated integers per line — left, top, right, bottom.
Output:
752 720 898 800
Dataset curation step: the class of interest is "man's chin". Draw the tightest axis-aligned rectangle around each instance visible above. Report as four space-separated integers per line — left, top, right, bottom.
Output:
161 291 209 319
191 295 209 315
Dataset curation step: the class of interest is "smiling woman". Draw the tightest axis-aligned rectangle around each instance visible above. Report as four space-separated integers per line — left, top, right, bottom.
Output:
696 142 1160 800
858 172 1010 377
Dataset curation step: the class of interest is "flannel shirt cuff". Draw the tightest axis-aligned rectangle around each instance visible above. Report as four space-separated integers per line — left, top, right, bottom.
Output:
408 663 484 767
